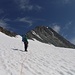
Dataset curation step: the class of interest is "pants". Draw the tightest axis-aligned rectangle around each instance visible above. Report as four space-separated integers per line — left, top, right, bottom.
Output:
24 42 28 51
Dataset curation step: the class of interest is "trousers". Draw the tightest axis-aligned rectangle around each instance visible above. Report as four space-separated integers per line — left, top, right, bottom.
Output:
24 42 28 51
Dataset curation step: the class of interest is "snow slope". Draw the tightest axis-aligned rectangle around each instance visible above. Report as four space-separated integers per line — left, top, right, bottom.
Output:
0 32 75 75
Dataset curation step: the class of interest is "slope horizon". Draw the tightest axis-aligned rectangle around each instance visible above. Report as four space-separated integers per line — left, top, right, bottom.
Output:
0 25 75 48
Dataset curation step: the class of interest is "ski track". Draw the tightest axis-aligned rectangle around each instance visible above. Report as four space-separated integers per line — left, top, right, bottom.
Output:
0 32 75 75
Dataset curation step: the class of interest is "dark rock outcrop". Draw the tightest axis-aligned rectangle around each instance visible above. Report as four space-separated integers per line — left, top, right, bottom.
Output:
26 26 75 48
0 26 17 37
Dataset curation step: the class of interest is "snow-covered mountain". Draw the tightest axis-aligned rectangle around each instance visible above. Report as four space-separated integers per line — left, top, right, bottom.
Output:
0 31 75 75
26 26 75 48
0 26 17 37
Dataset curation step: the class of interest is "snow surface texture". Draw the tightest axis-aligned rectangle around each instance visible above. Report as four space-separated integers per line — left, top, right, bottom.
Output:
0 32 75 75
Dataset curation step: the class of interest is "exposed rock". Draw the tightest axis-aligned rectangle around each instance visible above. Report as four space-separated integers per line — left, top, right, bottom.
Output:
26 26 75 48
0 26 17 37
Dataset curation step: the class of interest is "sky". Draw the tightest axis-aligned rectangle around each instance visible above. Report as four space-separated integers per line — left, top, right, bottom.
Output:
0 0 75 44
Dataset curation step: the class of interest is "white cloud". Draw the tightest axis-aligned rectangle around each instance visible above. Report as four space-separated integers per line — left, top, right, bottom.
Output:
35 5 42 11
70 38 75 45
14 0 30 10
52 25 61 33
0 20 8 28
63 21 72 30
16 17 33 26
14 0 42 11
4 18 11 22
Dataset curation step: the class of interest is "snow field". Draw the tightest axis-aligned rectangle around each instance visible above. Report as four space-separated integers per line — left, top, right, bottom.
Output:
0 32 75 75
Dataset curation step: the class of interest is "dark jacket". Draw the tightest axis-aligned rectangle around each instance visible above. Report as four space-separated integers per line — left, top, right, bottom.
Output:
22 35 28 44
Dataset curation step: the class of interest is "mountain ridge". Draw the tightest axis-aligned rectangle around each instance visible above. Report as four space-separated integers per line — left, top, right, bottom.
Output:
26 26 75 49
0 26 17 37
0 25 75 49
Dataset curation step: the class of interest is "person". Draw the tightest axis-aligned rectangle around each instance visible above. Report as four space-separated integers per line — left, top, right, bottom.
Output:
22 35 28 51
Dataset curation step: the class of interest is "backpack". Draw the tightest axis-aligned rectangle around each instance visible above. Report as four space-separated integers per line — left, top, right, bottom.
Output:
22 35 28 44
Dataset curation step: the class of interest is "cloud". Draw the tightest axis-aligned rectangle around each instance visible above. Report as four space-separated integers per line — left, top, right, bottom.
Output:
0 20 8 28
70 38 75 45
4 18 11 22
35 5 42 11
14 0 30 10
14 0 42 11
52 24 61 33
63 21 72 30
15 17 33 26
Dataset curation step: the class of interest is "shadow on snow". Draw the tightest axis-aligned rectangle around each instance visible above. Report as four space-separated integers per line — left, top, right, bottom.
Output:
12 48 25 52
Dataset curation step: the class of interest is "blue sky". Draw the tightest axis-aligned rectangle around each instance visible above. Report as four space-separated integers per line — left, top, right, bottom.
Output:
0 0 75 44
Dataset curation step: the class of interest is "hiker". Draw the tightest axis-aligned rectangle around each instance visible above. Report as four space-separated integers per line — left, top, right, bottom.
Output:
22 35 28 51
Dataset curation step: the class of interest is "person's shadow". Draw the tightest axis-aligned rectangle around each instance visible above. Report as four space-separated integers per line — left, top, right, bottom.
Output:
12 48 25 52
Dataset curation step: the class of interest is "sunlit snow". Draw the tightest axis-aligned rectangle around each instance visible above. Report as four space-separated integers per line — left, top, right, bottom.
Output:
0 32 75 75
